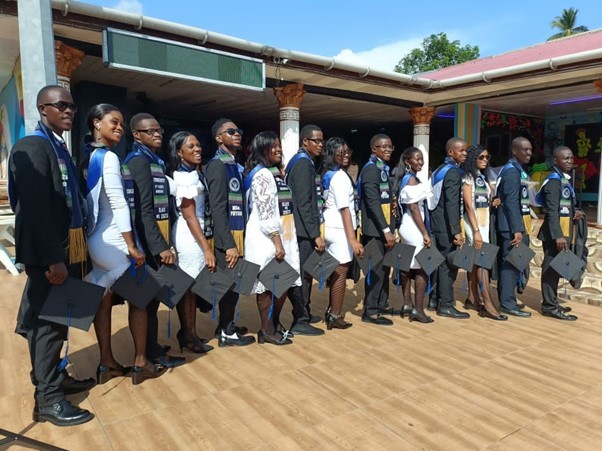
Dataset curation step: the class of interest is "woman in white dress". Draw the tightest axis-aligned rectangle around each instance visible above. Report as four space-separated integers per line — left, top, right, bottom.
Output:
244 131 301 345
321 138 363 330
84 104 166 385
169 131 216 352
396 147 434 323
461 145 506 321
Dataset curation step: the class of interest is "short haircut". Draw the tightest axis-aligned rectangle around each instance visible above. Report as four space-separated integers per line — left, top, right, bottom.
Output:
130 112 157 132
553 145 572 158
446 137 465 152
299 124 322 144
370 133 390 148
211 118 233 139
511 136 530 150
36 85 66 105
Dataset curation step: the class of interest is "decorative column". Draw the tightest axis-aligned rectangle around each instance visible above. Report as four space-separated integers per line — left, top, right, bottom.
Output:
409 106 436 182
273 83 305 166
454 102 482 144
55 40 85 154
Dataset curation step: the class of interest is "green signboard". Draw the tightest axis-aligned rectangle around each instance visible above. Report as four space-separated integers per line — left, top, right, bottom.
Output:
103 28 265 91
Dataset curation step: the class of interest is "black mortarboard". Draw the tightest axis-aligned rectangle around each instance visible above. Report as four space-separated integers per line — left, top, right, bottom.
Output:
415 245 445 276
356 239 384 275
39 277 104 332
383 243 415 273
192 265 234 305
550 250 586 282
506 242 536 272
258 258 300 298
153 264 195 308
112 264 163 309
448 245 475 271
472 243 499 270
224 259 261 296
302 250 340 290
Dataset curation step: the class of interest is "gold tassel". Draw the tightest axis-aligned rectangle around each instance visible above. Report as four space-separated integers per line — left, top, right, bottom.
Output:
68 227 87 264
232 230 244 256
381 203 391 224
320 223 325 239
559 216 570 238
157 219 170 244
523 215 533 236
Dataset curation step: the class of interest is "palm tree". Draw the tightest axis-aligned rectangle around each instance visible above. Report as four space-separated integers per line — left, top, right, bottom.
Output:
548 7 589 41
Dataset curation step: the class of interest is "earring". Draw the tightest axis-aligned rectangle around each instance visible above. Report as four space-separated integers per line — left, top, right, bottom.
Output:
405 164 411 172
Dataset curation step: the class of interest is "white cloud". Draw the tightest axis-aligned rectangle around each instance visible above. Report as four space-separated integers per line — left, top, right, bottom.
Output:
113 0 143 15
333 38 423 73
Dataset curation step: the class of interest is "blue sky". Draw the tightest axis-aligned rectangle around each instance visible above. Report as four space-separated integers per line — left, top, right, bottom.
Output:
85 0 602 72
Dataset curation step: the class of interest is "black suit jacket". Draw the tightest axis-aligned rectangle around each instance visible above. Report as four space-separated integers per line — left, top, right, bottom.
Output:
287 157 321 240
430 164 462 236
127 154 170 259
10 136 69 266
360 162 393 238
205 157 237 251
537 177 573 241
495 164 525 234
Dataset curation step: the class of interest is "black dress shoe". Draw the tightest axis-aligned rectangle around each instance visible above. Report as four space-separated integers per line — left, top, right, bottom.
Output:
217 331 256 347
33 399 93 427
437 306 470 319
542 309 578 321
516 302 526 310
500 307 532 317
151 354 186 368
559 305 572 313
427 299 438 311
379 306 401 315
214 324 249 338
361 314 394 326
62 374 96 394
309 314 321 324
290 322 325 336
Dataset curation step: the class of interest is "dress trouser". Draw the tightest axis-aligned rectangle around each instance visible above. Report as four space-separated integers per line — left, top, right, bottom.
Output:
145 255 164 360
215 247 238 331
361 235 389 316
541 239 562 313
20 266 68 407
432 231 457 309
291 236 314 323
497 232 530 311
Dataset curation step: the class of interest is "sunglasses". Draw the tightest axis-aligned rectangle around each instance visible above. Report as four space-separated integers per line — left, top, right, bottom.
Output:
221 128 243 136
41 101 78 112
477 154 491 161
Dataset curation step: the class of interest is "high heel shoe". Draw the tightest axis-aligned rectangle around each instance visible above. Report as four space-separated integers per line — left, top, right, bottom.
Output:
326 311 352 330
257 330 292 346
479 306 508 321
400 305 413 319
409 308 434 324
131 364 167 385
96 364 131 385
177 330 214 354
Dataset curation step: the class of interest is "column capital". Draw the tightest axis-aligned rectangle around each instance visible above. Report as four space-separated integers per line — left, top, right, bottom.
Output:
409 106 436 125
273 83 305 109
55 40 85 79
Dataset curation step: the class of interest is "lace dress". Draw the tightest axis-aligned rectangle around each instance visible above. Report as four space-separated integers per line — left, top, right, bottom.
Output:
244 167 301 294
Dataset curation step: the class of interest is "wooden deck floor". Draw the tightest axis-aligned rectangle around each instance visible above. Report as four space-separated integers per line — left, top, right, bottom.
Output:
1 270 601 450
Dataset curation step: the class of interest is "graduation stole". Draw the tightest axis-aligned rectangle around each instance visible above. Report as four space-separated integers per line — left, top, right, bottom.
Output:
176 163 214 240
429 156 462 211
473 172 490 229
285 149 325 225
499 159 531 234
356 155 392 223
208 148 245 254
536 168 575 237
124 142 171 243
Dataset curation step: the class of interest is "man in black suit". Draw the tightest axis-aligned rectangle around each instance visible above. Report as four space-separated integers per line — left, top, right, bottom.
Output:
205 118 255 346
495 137 532 317
537 146 581 320
10 85 93 426
358 134 396 325
430 137 469 319
126 113 185 367
284 124 325 336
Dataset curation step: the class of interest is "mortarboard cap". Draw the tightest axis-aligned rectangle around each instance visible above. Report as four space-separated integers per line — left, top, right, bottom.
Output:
472 243 499 270
302 250 340 290
550 249 586 282
40 277 105 332
448 245 475 271
356 239 384 275
415 245 445 276
192 266 234 305
383 243 415 273
258 258 300 298
153 264 195 308
506 242 536 272
112 264 163 309
224 259 261 296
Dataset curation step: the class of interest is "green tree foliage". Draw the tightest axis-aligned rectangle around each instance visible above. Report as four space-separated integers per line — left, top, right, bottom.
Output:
547 7 589 41
394 33 480 75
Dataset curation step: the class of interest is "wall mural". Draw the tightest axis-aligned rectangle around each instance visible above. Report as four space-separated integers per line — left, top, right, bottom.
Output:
481 111 544 158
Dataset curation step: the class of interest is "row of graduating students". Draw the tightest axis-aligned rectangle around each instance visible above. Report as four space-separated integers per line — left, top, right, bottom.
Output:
10 85 582 427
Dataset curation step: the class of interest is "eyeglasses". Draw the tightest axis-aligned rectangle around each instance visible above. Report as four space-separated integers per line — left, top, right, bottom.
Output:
374 145 395 151
221 128 243 136
477 154 491 161
136 128 164 136
41 101 78 112
306 138 324 145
